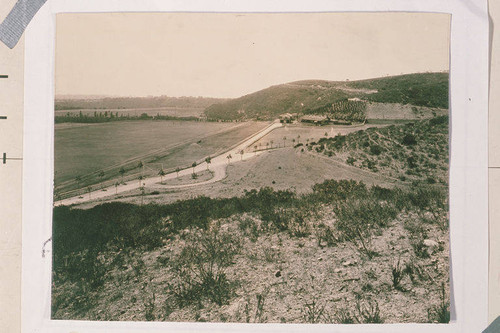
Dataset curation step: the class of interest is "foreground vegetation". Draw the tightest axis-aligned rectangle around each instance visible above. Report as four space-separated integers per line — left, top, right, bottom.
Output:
52 179 449 323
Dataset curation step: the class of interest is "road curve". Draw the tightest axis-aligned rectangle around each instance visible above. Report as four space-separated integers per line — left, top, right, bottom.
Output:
55 121 282 206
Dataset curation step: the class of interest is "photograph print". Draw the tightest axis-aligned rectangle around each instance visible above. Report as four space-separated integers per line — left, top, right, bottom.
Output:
51 12 451 324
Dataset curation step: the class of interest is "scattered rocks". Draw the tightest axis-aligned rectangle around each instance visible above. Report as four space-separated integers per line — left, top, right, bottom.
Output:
423 239 439 255
342 260 357 267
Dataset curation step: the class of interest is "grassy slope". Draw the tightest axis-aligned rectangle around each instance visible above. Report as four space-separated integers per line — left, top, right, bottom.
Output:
205 73 448 120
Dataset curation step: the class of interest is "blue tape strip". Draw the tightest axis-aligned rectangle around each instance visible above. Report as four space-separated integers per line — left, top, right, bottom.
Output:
0 0 47 49
483 316 500 333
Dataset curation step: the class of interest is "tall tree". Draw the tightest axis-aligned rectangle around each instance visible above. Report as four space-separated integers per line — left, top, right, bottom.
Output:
119 167 126 183
205 157 212 170
158 168 166 184
75 176 81 189
98 170 105 189
138 161 144 176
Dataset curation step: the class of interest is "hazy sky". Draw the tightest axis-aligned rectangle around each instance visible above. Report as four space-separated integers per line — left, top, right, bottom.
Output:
55 12 450 98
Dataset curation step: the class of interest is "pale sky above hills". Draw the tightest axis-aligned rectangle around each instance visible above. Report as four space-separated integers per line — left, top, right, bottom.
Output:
55 12 450 98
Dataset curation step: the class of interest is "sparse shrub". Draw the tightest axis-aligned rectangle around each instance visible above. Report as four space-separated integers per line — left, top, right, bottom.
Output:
369 144 383 155
412 239 431 259
392 258 405 290
238 216 260 242
301 298 326 323
355 299 383 323
315 223 337 248
262 246 279 263
334 307 356 324
143 291 156 321
254 293 266 323
407 186 447 220
335 198 397 258
167 225 242 307
402 134 417 146
427 283 450 323
162 297 174 320
346 156 356 165
365 269 378 281
361 283 374 292
403 260 425 283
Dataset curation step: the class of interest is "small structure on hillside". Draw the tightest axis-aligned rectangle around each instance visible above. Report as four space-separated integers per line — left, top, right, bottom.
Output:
279 113 298 123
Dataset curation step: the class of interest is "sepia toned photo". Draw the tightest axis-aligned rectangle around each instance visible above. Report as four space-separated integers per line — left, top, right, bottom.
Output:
51 12 451 324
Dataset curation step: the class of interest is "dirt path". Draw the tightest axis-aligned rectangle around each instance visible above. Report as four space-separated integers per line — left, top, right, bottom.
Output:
55 121 283 206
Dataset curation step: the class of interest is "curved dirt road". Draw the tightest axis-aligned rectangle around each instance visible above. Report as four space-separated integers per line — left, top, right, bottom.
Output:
55 121 282 206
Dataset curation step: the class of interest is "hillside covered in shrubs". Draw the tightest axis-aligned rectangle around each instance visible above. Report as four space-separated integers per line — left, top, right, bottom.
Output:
308 116 449 186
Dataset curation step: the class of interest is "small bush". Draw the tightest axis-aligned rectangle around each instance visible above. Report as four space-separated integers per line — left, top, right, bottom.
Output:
346 156 356 165
315 223 337 248
301 298 326 323
392 259 405 290
167 225 242 307
411 239 431 259
143 291 156 321
334 308 356 324
427 283 450 323
402 134 417 146
355 300 383 323
369 144 383 155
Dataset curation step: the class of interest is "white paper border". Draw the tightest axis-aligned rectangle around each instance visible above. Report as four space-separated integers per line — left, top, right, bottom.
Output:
22 0 489 332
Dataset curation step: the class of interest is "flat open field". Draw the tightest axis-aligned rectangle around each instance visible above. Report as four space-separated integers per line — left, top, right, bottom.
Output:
55 107 204 118
54 120 269 194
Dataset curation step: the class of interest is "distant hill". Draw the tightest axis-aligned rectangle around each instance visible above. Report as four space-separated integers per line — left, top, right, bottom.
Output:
205 73 448 121
55 96 228 111
345 72 449 109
